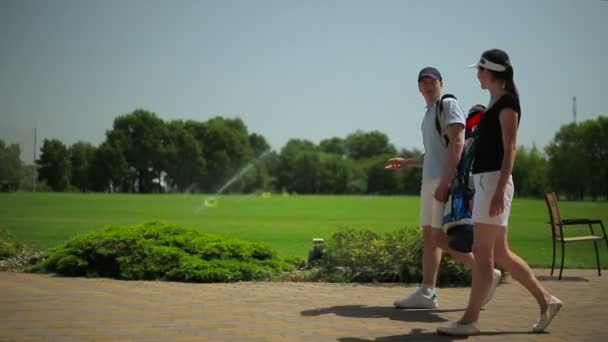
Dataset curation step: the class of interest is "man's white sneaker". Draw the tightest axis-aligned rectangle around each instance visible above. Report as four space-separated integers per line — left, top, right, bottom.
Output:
481 269 502 307
393 287 438 309
437 321 480 336
532 295 563 332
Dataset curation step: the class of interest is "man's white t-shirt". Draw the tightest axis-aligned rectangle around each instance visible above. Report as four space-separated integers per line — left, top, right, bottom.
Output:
421 97 466 181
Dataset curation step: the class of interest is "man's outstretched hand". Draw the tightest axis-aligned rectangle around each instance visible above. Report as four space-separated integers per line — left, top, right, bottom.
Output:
385 157 417 170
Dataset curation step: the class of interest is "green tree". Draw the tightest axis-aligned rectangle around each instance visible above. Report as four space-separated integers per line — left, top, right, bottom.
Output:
110 109 167 193
89 140 134 192
318 153 351 194
348 162 368 194
255 151 280 192
365 154 400 195
249 133 271 158
18 164 40 191
398 148 423 195
276 139 318 193
197 117 254 193
290 151 321 193
597 116 608 198
578 117 608 199
344 130 396 160
163 121 206 192
319 137 345 155
546 123 583 199
37 139 70 191
237 133 273 193
69 142 96 192
512 145 548 198
545 117 608 200
0 140 22 191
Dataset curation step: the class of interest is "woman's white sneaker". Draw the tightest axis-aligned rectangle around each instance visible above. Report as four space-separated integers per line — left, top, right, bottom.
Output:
532 295 563 332
437 321 480 336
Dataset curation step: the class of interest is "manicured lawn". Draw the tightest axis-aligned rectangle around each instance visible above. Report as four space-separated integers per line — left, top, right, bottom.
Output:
1 193 607 268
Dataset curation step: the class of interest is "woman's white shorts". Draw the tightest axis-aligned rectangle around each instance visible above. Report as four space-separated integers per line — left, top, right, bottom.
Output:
472 171 514 227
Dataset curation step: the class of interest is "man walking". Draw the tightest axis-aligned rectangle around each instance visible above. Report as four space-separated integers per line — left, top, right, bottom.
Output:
385 67 501 308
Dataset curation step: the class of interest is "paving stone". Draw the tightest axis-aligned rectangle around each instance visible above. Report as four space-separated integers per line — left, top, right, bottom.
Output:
1 269 606 341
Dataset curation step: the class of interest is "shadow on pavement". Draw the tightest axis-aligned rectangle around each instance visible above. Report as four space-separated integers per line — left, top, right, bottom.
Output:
339 328 536 341
338 329 461 341
536 275 589 282
301 305 465 323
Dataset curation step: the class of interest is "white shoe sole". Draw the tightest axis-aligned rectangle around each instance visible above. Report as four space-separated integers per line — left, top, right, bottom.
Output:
393 300 438 309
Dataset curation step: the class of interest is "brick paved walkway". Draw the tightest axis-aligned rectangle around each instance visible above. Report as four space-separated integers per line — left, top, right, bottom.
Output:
1 269 605 341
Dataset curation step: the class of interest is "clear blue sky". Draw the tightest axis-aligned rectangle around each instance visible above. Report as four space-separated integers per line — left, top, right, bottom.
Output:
1 0 607 163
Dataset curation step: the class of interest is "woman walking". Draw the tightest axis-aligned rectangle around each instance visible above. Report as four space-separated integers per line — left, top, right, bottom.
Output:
437 49 562 336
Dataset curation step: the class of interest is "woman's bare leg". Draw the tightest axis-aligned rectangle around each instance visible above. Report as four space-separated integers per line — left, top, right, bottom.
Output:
459 223 502 324
493 228 551 313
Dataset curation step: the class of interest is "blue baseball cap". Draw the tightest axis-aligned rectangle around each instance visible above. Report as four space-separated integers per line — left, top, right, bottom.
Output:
418 66 442 82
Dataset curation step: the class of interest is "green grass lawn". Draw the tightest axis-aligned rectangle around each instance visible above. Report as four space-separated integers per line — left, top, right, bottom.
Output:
1 192 607 268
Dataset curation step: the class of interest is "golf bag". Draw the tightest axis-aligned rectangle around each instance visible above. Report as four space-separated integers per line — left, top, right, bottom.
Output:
439 104 485 253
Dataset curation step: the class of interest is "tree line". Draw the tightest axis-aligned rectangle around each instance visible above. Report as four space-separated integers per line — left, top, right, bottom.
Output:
1 110 607 199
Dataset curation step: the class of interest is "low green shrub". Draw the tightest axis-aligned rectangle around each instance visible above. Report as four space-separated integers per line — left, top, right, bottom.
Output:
29 222 471 285
30 221 299 282
314 227 471 285
1 227 42 272
0 227 24 259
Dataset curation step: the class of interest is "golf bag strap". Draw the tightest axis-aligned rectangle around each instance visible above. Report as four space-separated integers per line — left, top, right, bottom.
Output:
435 94 456 146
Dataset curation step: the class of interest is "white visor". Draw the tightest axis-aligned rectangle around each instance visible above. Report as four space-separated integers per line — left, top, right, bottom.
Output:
468 57 507 72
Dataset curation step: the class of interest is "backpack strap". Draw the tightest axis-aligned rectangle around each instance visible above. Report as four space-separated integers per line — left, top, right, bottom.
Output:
435 94 456 146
